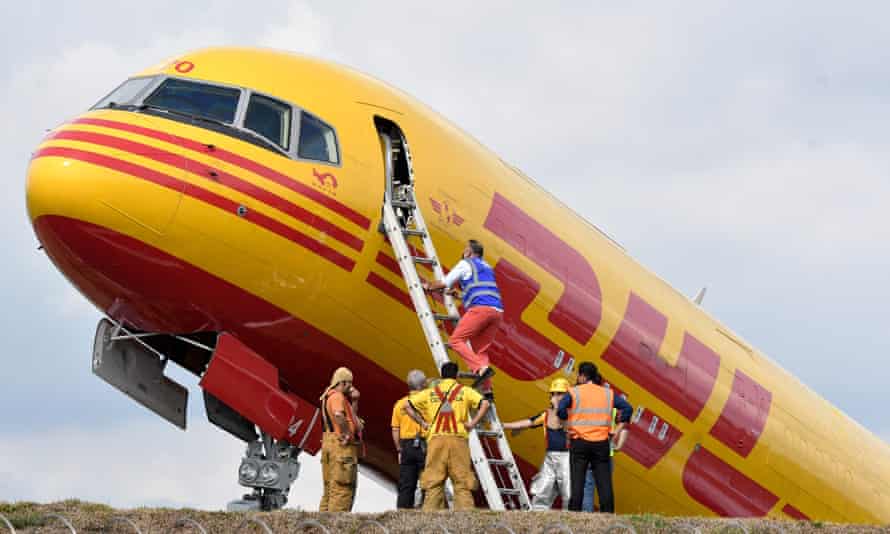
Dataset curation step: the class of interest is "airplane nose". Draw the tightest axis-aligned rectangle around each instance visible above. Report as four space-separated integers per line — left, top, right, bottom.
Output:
26 114 190 326
26 114 185 237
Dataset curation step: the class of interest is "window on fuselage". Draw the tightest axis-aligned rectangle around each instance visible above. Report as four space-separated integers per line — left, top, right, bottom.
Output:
244 93 292 150
298 112 339 164
92 77 157 109
143 78 241 124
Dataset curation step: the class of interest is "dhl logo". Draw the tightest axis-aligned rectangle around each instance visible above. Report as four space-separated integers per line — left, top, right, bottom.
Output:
370 191 794 518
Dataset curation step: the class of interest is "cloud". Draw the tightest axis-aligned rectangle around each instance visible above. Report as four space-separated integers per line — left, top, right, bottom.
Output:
561 142 890 265
259 1 331 56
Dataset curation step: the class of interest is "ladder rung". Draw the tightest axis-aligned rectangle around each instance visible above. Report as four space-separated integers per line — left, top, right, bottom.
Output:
402 229 426 237
412 256 436 265
499 488 521 495
487 459 513 466
391 200 415 209
476 430 501 437
433 314 460 322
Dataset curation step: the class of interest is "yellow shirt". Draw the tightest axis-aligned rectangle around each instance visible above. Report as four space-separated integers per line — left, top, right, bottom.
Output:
407 378 484 439
391 396 426 440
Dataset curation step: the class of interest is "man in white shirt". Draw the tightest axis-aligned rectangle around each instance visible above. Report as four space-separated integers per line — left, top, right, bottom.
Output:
422 240 503 392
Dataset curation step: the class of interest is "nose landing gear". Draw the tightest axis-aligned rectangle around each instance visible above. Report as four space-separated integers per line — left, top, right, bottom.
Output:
229 431 302 511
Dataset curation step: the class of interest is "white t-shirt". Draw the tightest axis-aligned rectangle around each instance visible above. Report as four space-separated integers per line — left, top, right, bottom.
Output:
443 259 473 288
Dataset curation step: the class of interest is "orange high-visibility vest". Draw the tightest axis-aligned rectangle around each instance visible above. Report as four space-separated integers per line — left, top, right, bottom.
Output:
567 383 614 442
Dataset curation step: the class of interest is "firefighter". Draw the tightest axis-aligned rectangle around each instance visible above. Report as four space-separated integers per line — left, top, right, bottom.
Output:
318 367 362 512
405 361 491 510
391 369 428 508
422 239 501 392
502 377 572 510
557 362 632 512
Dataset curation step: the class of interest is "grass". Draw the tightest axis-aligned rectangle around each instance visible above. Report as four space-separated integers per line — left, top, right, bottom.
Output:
0 501 886 533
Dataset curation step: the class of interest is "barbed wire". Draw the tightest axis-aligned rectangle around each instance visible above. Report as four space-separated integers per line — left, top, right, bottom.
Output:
235 517 275 533
169 517 208 534
40 514 77 533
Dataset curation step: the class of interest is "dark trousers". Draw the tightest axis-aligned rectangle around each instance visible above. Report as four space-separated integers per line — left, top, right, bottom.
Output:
397 438 426 508
569 438 613 512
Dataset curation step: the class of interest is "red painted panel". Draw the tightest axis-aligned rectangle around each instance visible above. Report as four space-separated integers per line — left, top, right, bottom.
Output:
782 503 810 520
375 251 401 277
72 117 373 229
709 370 772 458
372 252 448 309
200 333 323 452
484 193 602 345
488 260 574 380
33 147 356 271
679 334 721 420
49 129 364 251
622 408 683 469
682 446 779 517
601 292 668 390
381 237 434 273
601 293 719 421
366 271 412 309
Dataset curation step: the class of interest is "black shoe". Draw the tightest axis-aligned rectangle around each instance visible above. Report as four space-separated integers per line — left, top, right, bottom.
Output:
471 367 495 389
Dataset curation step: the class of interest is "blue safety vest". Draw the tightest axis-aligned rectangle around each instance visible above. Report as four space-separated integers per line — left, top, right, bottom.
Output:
459 257 503 310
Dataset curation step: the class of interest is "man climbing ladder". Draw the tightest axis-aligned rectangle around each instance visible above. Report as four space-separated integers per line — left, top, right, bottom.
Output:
422 239 501 392
379 127 530 510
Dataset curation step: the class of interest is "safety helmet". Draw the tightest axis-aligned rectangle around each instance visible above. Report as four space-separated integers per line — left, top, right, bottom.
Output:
549 378 570 393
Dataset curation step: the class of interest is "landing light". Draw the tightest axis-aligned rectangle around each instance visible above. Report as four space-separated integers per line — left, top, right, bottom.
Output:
259 463 280 485
239 460 259 483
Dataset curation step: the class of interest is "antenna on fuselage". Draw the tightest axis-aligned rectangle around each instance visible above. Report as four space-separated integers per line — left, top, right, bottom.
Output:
692 286 707 305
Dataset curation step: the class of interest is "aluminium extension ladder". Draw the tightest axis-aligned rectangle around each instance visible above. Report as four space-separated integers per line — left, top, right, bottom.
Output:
379 130 531 511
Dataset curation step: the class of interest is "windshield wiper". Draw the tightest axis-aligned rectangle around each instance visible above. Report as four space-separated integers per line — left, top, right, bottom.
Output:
234 127 290 156
136 103 289 157
138 103 231 129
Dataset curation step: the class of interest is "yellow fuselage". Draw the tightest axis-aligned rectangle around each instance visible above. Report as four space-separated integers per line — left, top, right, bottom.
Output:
25 48 890 522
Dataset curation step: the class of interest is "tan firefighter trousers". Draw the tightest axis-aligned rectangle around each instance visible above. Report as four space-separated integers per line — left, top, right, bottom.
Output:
319 432 359 512
420 435 478 511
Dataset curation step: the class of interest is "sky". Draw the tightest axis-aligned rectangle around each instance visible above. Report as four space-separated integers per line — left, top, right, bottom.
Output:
2 0 889 511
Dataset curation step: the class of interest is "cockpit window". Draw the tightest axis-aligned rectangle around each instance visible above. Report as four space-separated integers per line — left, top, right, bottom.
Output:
92 77 156 109
143 78 240 124
298 112 339 164
244 94 292 150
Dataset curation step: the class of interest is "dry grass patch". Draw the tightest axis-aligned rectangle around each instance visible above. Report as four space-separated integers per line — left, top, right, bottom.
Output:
0 501 887 533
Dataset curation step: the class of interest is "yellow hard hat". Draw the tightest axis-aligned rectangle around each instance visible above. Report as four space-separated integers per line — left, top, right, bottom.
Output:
549 378 570 393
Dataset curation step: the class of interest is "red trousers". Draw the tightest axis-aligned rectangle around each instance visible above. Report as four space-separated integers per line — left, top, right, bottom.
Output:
449 306 502 386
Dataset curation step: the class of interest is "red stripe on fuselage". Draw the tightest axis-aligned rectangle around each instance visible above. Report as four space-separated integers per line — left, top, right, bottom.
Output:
33 146 356 271
369 251 450 309
682 446 779 517
48 129 364 252
622 408 684 469
366 271 413 309
709 370 772 458
782 503 810 520
375 250 402 276
71 117 372 229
